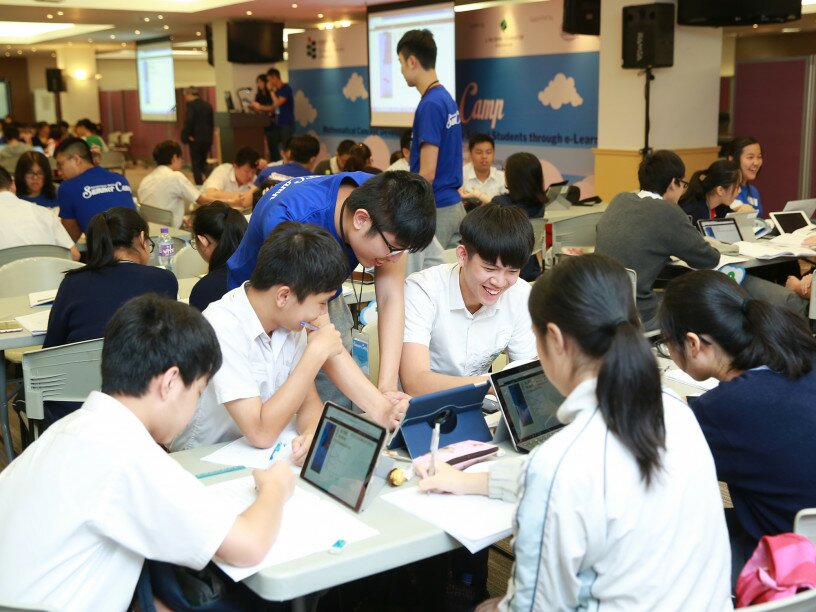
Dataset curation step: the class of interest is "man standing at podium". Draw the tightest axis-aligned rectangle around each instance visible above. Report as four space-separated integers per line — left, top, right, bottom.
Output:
181 87 214 185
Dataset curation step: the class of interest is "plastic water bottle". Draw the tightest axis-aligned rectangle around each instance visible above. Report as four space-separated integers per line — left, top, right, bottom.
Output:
158 227 174 271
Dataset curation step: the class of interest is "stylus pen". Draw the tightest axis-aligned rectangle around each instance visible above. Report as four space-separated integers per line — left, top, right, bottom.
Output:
430 423 440 477
300 321 319 331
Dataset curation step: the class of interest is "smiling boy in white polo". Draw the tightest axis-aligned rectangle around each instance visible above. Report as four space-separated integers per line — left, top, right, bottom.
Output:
400 203 537 395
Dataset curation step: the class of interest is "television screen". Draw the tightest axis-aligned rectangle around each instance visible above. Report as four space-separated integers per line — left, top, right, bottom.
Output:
227 21 284 64
367 1 456 128
136 38 176 122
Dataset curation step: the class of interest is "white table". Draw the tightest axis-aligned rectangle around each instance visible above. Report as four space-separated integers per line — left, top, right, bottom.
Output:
543 202 607 223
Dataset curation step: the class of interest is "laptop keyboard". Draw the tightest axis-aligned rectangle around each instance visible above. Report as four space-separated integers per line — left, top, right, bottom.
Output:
518 429 560 453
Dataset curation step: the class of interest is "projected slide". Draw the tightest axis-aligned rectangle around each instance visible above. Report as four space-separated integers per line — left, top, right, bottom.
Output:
137 39 176 122
368 2 455 128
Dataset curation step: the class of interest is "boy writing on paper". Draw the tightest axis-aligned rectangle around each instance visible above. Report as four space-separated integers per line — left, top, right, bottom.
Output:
400 204 538 396
0 295 295 610
171 222 410 457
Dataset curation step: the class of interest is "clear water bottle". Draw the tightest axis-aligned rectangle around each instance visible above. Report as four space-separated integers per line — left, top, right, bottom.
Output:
158 227 174 271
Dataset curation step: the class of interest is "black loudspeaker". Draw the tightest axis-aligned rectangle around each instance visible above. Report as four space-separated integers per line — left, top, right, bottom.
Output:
563 0 600 36
45 68 66 93
622 3 674 69
678 0 800 27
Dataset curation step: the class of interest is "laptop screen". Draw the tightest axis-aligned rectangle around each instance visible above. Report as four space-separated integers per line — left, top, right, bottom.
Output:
773 211 810 234
490 360 565 445
698 219 743 244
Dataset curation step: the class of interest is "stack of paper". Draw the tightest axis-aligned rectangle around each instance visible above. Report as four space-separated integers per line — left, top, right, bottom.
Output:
15 309 51 335
736 241 816 260
28 289 57 308
381 467 515 553
208 477 379 581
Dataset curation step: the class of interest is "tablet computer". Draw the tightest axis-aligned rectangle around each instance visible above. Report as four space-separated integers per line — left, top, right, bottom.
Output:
697 218 743 244
769 210 813 235
545 180 569 202
300 402 387 512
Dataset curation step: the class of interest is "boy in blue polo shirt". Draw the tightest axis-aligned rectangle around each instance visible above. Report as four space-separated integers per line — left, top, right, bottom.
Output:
398 29 463 249
55 137 135 241
228 171 436 403
254 134 319 184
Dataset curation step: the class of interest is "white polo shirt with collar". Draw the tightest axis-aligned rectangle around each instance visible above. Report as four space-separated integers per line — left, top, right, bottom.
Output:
403 263 536 377
170 283 307 451
202 163 254 194
0 190 75 250
462 162 507 200
137 164 201 228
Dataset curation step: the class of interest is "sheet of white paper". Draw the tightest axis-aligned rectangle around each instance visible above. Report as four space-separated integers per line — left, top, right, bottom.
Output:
715 254 750 269
663 368 719 392
736 241 816 260
208 477 379 581
201 422 299 470
381 483 515 554
28 289 57 308
15 308 51 335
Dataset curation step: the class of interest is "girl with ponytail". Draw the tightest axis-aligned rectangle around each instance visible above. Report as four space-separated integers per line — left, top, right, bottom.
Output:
188 201 248 311
678 159 743 225
659 269 816 576
417 254 731 611
42 207 178 424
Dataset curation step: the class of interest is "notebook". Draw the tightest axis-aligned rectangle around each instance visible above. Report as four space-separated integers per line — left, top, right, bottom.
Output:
489 359 565 454
698 218 743 244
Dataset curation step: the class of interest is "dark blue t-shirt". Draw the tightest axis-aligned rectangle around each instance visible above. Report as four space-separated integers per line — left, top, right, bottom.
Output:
276 84 295 127
57 165 135 233
254 162 313 186
409 85 462 208
20 193 58 208
227 172 372 290
189 267 228 312
688 363 816 544
679 197 729 226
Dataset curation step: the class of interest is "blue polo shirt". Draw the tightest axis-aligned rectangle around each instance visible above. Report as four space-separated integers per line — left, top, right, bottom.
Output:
276 84 295 127
20 193 58 208
254 162 313 186
227 172 373 290
409 85 462 208
58 165 135 233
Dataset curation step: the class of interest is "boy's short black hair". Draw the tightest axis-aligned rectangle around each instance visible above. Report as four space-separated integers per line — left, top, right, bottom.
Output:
267 68 281 79
153 140 183 166
0 167 12 190
397 29 437 70
3 124 20 141
400 128 412 152
459 203 534 269
250 222 349 300
345 171 436 253
55 136 93 163
468 133 494 150
337 139 356 156
288 135 320 164
234 146 261 168
101 295 222 397
638 150 685 196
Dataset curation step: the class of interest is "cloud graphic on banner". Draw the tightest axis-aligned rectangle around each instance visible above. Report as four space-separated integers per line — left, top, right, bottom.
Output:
294 90 318 127
538 74 583 110
343 72 369 102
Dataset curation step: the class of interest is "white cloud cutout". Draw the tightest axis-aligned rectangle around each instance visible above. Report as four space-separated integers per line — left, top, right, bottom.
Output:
294 90 318 127
342 72 369 102
538 73 583 110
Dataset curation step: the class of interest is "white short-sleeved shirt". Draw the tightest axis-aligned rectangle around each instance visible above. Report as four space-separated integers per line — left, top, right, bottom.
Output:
386 158 410 172
0 191 75 250
171 283 307 450
403 263 536 377
202 163 253 194
137 165 201 228
0 392 237 611
461 163 507 200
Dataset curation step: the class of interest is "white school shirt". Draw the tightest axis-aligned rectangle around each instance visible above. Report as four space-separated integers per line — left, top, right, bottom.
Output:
386 157 410 172
462 162 507 200
0 392 236 612
137 165 200 228
498 380 733 611
202 163 254 193
403 263 536 377
0 190 75 250
171 283 307 450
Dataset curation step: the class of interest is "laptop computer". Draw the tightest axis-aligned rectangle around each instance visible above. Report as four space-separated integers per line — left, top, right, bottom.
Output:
697 218 744 244
783 199 816 220
725 211 758 242
769 210 815 235
489 359 565 454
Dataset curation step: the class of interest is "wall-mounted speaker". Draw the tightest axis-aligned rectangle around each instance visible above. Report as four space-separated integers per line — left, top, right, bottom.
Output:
622 3 674 69
45 68 66 93
563 0 600 36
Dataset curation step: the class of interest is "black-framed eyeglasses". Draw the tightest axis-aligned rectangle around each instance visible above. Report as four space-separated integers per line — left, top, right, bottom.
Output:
677 178 689 190
373 222 406 258
146 237 156 253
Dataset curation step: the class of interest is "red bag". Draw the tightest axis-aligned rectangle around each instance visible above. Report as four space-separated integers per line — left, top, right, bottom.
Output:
736 533 816 607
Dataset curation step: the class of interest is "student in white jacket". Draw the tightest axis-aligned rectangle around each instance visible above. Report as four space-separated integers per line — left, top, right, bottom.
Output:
419 254 733 611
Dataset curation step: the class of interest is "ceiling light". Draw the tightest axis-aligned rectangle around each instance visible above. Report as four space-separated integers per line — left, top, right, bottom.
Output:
46 14 53 19
121 42 126 46
782 27 801 33
246 10 252 15
0 21 76 40
163 25 169 30
340 20 351 27
3 52 9 57
95 73 102 80
144 17 150 22
158 15 163 20
752 23 758 28
324 23 334 29
196 31 201 36
135 30 140 35
57 11 63 16
50 52 55 57
16 49 22 54
31 47 36 52
292 3 298 8
318 13 324 18
73 68 88 80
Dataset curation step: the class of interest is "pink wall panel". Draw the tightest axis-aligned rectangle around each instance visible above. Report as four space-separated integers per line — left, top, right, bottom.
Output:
733 59 806 215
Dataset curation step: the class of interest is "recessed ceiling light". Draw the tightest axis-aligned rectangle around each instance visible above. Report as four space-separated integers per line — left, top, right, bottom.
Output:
246 10 252 15
4 52 9 57
46 14 53 19
57 11 63 16
31 47 36 52
163 25 169 30
324 23 334 29
144 17 150 22
752 23 758 28
110 34 116 39
340 20 351 27
196 31 201 36
782 27 801 33
135 30 140 35
318 13 324 18
16 49 22 54
158 15 163 20
292 3 298 8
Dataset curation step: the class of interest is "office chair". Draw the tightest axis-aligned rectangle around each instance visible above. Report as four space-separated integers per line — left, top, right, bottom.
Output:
172 246 207 279
0 245 72 268
139 203 175 226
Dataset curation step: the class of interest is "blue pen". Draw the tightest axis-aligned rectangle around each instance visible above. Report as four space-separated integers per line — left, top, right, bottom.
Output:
196 465 245 479
269 441 283 461
300 321 319 331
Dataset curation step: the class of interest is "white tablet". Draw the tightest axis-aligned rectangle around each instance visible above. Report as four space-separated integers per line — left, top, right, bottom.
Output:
769 210 814 235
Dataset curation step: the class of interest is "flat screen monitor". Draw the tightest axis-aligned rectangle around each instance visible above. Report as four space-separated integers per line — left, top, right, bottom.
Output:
227 21 284 64
136 38 176 122
367 1 455 128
